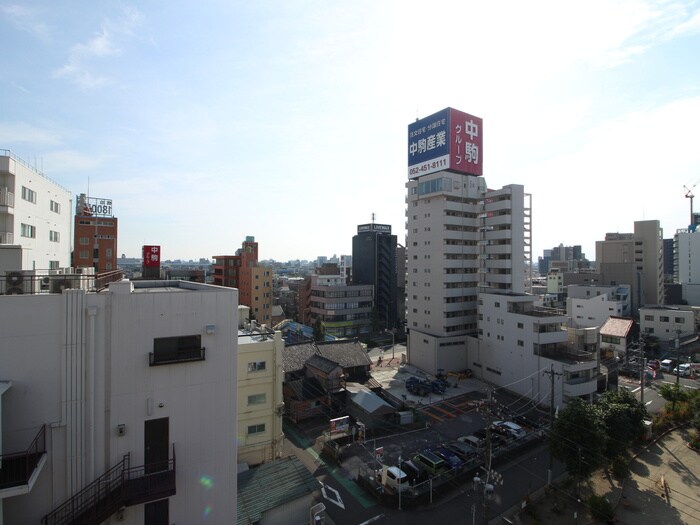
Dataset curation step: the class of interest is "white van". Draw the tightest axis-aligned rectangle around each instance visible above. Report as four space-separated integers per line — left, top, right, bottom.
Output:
660 359 674 373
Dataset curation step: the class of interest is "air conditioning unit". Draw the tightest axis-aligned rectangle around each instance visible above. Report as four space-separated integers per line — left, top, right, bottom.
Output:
40 276 52 291
50 276 76 294
5 270 24 295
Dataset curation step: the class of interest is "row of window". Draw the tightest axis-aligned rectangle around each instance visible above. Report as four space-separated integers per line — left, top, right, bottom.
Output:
643 315 685 323
21 186 62 214
21 223 60 242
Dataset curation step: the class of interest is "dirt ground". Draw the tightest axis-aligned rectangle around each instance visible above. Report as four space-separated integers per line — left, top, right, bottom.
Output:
515 428 700 525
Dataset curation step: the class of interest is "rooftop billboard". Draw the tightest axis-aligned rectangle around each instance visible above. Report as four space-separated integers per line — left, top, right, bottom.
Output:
407 107 483 178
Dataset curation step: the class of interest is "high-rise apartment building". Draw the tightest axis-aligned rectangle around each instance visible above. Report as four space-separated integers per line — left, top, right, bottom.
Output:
213 236 272 323
595 220 664 312
73 193 118 272
352 223 397 330
405 108 530 373
0 150 72 272
673 228 700 305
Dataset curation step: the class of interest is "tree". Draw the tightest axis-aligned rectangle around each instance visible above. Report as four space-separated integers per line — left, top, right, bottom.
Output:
312 317 325 342
596 388 647 458
659 382 688 411
549 398 606 479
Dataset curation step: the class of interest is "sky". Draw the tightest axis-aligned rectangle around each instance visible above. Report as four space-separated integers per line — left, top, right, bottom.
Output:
1 1 700 263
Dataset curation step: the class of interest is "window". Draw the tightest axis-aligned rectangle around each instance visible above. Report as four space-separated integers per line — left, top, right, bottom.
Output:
149 335 204 366
79 250 89 259
247 361 266 373
49 230 60 242
517 322 524 329
49 260 59 270
21 186 36 203
50 200 61 213
20 223 36 238
517 340 524 346
675 317 685 324
659 316 669 322
247 393 266 405
79 237 89 245
248 423 266 435
644 315 653 321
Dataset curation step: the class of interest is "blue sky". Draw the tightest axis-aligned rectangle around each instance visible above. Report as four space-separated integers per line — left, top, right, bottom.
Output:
1 1 700 262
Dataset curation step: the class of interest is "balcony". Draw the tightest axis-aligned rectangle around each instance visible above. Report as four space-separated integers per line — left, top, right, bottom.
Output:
149 346 205 366
42 446 176 525
563 377 598 398
0 187 14 208
0 231 13 244
0 424 47 498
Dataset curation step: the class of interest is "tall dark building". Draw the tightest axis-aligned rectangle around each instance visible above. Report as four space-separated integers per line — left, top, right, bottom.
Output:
352 223 397 331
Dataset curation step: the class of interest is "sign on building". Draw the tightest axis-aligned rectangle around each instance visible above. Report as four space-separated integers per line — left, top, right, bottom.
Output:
407 107 483 178
76 193 114 217
143 245 161 268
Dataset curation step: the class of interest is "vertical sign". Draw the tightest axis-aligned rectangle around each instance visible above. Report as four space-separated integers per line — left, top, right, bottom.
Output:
143 245 161 268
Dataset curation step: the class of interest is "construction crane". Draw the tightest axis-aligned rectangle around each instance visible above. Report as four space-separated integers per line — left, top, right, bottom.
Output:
684 183 697 229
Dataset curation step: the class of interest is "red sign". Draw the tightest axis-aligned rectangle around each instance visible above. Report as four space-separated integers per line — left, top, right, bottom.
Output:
143 245 161 268
448 108 483 176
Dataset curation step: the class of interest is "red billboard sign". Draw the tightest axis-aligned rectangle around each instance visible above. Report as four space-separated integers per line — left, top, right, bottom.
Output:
143 245 161 268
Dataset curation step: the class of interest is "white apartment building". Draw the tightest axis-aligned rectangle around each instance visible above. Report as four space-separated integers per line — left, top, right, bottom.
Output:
473 293 598 408
0 151 72 272
674 228 700 305
566 284 631 328
639 305 696 342
0 278 237 524
237 312 285 466
406 173 530 374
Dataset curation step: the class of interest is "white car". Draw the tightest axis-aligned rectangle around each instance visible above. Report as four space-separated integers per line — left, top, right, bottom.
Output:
493 421 526 439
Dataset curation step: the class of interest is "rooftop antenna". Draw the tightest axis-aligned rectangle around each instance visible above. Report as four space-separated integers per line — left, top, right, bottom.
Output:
371 212 375 225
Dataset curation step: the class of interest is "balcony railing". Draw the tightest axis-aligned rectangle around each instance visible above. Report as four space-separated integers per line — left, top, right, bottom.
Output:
42 445 176 525
0 231 13 244
0 424 46 491
149 347 206 366
0 187 14 208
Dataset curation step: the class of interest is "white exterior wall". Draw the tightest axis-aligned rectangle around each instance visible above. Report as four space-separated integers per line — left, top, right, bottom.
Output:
566 285 630 328
0 154 72 271
0 280 238 524
640 306 695 341
674 230 700 293
475 293 597 408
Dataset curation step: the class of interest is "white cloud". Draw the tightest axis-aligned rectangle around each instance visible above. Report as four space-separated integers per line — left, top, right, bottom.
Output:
1 4 49 39
0 122 61 145
53 7 143 89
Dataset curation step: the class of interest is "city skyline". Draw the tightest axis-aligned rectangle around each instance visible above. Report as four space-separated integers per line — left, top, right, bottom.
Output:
1 1 699 262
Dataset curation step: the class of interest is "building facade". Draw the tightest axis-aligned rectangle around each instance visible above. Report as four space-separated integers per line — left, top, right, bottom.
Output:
352 223 397 331
213 236 272 323
674 228 700 305
73 193 118 273
595 220 664 313
308 263 373 338
566 284 631 328
0 151 72 272
237 312 285 466
0 278 238 524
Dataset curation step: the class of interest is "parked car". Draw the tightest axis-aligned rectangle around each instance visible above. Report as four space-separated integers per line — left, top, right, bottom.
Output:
430 446 465 470
458 434 486 450
493 421 527 439
412 450 446 474
445 441 479 461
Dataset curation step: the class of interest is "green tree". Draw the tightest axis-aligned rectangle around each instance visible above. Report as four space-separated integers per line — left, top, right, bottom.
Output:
596 388 647 458
549 398 606 479
659 382 688 411
312 317 325 342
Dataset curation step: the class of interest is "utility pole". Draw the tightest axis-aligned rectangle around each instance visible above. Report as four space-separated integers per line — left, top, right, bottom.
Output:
543 364 563 485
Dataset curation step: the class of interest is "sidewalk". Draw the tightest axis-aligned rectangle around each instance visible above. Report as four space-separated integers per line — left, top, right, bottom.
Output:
516 427 700 524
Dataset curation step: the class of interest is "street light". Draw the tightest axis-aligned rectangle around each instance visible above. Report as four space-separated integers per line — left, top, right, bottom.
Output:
385 329 395 360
